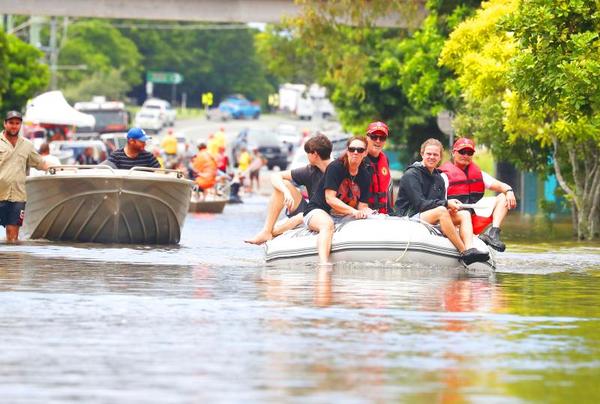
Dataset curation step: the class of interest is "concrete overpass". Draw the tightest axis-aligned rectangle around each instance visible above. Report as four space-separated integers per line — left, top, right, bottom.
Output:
1 0 422 27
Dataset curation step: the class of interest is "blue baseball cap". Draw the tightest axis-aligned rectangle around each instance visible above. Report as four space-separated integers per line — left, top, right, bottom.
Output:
127 127 148 142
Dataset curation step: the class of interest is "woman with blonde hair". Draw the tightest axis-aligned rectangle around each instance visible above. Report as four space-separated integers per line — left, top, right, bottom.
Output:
302 135 374 265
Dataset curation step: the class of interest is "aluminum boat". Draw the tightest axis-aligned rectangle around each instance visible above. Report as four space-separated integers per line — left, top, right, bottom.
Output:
24 165 193 244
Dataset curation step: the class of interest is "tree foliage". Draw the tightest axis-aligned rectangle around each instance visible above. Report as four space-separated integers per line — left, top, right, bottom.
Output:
58 19 143 97
0 32 49 114
119 23 275 105
256 0 481 162
441 0 600 239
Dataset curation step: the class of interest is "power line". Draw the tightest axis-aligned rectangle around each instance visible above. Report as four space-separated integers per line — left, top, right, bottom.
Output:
112 22 254 31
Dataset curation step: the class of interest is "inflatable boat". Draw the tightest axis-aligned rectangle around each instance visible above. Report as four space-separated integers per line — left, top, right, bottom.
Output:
264 215 495 272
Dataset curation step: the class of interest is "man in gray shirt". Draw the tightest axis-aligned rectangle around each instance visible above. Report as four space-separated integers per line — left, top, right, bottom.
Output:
245 134 332 245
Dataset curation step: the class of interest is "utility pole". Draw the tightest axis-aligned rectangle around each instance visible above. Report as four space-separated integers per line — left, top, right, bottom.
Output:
49 16 58 90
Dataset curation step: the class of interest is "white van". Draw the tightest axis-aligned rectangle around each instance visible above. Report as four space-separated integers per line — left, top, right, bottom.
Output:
142 98 177 126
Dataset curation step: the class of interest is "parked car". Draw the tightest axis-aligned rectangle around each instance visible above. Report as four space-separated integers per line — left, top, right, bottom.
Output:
49 140 108 165
218 95 261 120
134 108 163 133
142 98 176 126
232 128 287 170
206 107 232 121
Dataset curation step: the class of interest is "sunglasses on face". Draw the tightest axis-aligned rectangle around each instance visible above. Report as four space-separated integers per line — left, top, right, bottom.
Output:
348 147 366 154
368 134 387 142
458 149 474 156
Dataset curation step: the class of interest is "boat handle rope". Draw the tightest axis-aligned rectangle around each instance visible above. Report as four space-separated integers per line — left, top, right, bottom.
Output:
129 166 184 178
393 216 412 263
48 164 115 175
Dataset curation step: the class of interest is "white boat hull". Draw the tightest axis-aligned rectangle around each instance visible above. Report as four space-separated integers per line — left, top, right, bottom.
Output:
23 166 193 244
265 215 496 272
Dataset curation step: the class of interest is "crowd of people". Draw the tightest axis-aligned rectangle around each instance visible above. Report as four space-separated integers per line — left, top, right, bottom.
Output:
2 110 516 265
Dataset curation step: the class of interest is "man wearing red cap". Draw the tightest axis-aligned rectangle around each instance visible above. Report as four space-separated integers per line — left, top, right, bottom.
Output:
439 137 517 251
364 121 392 213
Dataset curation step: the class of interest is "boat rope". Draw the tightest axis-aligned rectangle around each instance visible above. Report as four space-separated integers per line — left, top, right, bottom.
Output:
394 217 412 263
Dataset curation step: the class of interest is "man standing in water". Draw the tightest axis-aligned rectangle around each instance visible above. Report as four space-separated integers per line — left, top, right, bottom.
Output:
394 138 489 265
106 128 160 169
0 111 49 242
245 134 332 245
439 138 517 252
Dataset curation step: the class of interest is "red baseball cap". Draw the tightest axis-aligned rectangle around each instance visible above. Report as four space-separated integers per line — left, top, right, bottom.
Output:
366 121 389 137
453 137 475 151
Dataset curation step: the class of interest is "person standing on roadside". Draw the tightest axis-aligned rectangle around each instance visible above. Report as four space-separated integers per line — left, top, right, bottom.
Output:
0 111 49 242
364 121 393 213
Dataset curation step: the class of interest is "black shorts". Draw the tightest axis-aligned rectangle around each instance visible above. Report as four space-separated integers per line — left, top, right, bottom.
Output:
0 201 26 227
286 198 308 218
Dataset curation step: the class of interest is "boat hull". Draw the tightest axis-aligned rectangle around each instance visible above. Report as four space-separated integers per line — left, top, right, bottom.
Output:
264 216 496 272
23 168 192 244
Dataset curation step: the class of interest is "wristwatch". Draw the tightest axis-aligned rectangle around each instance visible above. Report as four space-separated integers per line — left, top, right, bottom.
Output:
505 188 513 193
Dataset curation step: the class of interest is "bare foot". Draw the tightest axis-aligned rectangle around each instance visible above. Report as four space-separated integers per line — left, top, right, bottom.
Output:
244 231 273 245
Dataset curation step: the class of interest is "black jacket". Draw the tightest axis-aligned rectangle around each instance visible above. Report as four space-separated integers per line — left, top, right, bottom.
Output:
394 162 447 216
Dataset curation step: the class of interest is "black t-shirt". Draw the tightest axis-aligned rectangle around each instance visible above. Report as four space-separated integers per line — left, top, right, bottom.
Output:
290 164 324 199
107 148 160 170
305 159 371 214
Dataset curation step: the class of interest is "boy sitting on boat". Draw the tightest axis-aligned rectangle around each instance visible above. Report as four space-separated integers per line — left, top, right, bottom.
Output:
245 134 333 245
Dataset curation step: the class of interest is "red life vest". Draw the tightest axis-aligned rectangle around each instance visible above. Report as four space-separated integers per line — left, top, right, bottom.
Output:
366 152 391 213
439 161 485 204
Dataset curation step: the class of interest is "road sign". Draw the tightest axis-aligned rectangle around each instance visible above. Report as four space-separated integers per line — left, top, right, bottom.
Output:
202 92 213 107
146 71 183 85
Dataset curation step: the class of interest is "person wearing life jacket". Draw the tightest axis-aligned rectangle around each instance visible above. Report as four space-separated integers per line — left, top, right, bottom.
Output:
394 138 489 266
439 137 517 252
192 142 218 196
364 121 392 214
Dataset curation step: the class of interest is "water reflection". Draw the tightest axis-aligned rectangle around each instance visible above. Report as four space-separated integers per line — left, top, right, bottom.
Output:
1 194 600 402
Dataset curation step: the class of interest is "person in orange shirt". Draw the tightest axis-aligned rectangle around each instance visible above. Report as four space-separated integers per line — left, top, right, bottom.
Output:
192 142 218 198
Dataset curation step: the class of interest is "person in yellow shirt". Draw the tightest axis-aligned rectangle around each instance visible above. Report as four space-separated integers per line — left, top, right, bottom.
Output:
237 147 251 173
207 133 219 158
213 127 227 157
160 129 178 168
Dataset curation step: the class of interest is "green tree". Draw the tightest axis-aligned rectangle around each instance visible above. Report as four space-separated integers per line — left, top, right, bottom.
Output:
0 31 9 106
507 0 600 239
58 19 142 98
0 33 49 113
118 23 275 105
256 1 481 163
62 68 130 102
440 0 600 239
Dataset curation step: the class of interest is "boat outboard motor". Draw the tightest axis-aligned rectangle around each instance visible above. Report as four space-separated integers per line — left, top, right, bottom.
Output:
229 181 243 204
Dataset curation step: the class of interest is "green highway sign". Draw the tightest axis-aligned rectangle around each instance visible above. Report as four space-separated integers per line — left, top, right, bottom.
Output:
146 71 183 85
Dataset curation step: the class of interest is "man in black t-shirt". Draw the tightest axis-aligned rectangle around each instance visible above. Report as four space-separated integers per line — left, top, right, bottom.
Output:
245 134 332 245
105 127 160 170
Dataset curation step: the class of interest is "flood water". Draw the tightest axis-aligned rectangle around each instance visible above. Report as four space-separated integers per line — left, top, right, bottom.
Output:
1 194 599 403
